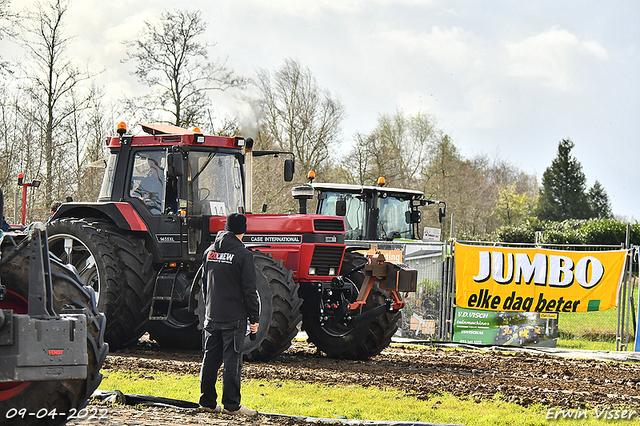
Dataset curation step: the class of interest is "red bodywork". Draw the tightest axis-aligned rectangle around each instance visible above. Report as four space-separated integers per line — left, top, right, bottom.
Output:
210 214 346 282
107 133 239 149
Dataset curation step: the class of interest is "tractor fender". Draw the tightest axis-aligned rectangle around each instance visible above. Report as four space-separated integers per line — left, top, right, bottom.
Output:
52 202 147 231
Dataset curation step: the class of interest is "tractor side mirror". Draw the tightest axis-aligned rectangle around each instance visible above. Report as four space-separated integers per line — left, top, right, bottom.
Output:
335 200 346 216
284 159 295 182
439 205 446 223
168 152 184 177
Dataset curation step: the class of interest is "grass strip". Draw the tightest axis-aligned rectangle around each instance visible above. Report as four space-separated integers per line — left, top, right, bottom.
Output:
98 370 640 425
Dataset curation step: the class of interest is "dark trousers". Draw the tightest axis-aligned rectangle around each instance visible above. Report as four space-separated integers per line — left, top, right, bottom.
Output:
199 320 246 411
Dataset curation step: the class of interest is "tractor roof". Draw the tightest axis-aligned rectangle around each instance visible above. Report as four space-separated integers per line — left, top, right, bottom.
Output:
106 123 245 150
311 182 424 198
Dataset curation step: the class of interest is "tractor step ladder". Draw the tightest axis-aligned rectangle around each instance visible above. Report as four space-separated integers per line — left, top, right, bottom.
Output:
149 264 180 320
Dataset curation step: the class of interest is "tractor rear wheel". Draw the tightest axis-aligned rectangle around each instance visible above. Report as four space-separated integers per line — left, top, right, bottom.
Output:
0 237 108 426
47 218 155 350
243 251 302 362
302 251 401 359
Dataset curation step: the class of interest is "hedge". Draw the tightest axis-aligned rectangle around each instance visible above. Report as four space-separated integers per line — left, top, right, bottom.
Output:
496 218 640 246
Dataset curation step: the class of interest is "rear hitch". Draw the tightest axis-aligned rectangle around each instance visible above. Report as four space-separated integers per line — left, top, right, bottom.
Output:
348 253 417 312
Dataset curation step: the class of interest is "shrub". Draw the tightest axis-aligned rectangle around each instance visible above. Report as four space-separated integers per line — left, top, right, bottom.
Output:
497 217 640 245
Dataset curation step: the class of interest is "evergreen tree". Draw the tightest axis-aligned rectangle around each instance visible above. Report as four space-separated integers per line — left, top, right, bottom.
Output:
587 180 613 219
537 139 593 221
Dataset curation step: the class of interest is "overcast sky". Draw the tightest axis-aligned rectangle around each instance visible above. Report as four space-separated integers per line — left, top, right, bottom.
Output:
3 0 639 219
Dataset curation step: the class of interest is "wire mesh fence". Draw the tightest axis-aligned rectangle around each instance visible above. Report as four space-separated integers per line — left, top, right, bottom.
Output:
399 242 444 339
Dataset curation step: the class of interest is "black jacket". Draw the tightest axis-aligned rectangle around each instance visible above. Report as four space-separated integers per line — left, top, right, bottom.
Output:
202 231 259 326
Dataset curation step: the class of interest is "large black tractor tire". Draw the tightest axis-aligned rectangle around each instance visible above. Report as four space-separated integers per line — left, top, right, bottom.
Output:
243 251 302 362
0 238 108 426
302 251 401 360
47 218 155 350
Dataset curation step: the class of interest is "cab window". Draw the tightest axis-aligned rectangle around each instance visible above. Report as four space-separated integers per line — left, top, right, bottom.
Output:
130 150 166 215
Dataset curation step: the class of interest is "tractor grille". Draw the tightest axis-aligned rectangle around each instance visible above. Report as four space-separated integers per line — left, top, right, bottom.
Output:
314 219 344 232
310 246 344 276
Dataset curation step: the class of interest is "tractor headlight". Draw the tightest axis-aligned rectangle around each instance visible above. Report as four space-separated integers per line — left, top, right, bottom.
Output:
329 267 336 276
308 267 316 275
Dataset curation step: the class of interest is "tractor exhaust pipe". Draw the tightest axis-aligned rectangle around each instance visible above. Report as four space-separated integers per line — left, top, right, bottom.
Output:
244 138 254 214
291 185 314 214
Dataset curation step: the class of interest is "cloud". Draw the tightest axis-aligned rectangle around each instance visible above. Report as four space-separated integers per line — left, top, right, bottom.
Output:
380 25 480 72
230 0 437 18
505 27 608 91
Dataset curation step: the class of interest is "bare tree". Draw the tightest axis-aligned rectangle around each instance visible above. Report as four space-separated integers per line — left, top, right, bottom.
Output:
0 0 16 71
0 0 10 28
18 0 96 207
344 132 372 185
345 110 438 189
64 84 108 203
257 58 345 177
250 130 298 214
123 9 245 128
420 136 539 238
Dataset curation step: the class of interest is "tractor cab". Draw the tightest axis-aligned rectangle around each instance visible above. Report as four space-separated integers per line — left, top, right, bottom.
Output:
91 123 265 260
311 176 445 241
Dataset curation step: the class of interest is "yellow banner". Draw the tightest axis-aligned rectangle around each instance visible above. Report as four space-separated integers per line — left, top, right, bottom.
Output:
455 242 627 312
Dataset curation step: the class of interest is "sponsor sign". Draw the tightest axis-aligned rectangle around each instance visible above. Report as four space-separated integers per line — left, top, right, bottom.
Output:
455 242 627 312
356 244 403 262
453 308 558 347
423 226 442 242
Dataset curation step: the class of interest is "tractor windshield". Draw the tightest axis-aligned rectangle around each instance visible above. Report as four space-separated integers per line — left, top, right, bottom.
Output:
377 195 411 240
317 191 367 240
188 152 244 216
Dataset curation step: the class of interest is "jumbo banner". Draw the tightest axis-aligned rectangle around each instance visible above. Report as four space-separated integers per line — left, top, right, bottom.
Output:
455 242 627 313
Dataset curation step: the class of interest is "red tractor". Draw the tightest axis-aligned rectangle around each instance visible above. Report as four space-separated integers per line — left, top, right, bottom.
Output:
47 123 415 360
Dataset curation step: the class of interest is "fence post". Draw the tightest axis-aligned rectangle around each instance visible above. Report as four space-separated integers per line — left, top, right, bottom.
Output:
618 225 631 351
438 245 447 341
634 247 640 351
438 214 456 342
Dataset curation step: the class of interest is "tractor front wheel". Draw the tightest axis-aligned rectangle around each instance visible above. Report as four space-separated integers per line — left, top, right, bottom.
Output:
302 251 401 360
243 251 302 362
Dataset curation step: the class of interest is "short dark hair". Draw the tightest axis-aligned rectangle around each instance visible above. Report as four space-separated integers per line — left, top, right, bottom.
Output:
50 201 62 213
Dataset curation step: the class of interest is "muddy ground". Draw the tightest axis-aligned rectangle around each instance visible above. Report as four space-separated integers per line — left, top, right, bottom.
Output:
68 340 640 425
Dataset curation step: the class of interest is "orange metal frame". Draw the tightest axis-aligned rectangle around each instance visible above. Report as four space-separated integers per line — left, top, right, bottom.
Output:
348 253 406 311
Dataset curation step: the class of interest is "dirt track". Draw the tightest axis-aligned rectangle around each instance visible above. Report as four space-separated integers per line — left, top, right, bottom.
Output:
68 340 640 425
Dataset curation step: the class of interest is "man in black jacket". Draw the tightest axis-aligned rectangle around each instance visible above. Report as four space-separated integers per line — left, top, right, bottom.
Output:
199 213 260 416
